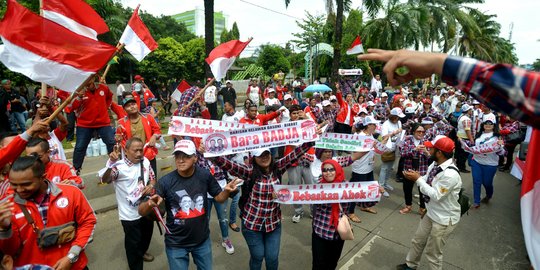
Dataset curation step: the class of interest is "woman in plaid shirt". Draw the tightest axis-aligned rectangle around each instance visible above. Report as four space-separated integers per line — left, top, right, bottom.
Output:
212 141 315 270
398 123 430 215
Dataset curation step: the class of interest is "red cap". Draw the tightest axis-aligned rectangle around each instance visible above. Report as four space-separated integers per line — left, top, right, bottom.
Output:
134 75 143 81
424 135 455 153
422 98 432 104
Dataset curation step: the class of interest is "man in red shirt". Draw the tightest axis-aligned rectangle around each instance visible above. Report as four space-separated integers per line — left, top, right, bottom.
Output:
239 104 284 126
131 75 155 112
70 79 116 172
25 138 84 189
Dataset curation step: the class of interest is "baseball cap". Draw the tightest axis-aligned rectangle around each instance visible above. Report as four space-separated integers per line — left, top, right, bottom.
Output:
172 140 196 155
421 117 434 125
267 88 276 93
284 94 293 100
122 97 137 107
357 108 368 115
134 75 143 81
483 114 496 123
381 92 388 97
363 116 380 125
322 100 332 107
424 135 455 153
472 100 480 105
390 107 406 118
461 104 472 112
252 148 270 157
367 101 376 107
329 95 337 101
405 107 416 114
226 80 232 84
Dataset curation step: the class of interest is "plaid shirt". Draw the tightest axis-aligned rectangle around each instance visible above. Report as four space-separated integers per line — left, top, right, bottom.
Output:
399 135 430 175
442 55 540 129
425 121 454 141
316 109 338 132
312 202 351 240
374 102 389 120
30 187 51 226
213 142 314 232
500 121 520 141
196 152 227 181
174 86 200 118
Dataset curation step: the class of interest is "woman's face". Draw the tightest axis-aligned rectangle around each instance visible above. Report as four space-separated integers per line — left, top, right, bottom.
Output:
366 123 377 134
320 150 333 161
322 164 336 182
254 151 272 169
413 127 426 140
358 96 364 103
483 122 494 132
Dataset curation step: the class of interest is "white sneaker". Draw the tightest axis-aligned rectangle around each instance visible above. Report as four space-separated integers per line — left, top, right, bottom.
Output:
292 213 302 223
383 191 390 197
222 239 235 254
384 185 394 191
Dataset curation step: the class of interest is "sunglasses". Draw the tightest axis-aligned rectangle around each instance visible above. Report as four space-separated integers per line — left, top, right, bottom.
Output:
322 168 336 173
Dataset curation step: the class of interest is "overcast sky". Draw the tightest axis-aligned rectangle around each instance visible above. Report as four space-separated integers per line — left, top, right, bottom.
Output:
120 0 539 64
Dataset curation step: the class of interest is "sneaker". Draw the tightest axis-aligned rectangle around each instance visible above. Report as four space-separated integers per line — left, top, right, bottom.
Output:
292 213 302 223
222 239 235 254
383 191 390 197
384 185 394 191
396 263 415 270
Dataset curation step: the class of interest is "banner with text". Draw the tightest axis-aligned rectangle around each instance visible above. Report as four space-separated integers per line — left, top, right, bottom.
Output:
273 181 381 204
202 120 319 157
315 132 391 154
168 116 255 138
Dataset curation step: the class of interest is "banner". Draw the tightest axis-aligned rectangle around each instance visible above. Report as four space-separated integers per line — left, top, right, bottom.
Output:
168 116 255 137
459 138 502 154
202 120 319 157
315 132 392 154
273 181 381 204
338 68 363 76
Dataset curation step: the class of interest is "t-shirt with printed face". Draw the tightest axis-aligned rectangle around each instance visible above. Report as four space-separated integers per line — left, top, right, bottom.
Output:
156 166 222 248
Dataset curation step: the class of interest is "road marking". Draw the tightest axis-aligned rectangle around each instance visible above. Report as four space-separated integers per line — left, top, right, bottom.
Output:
339 234 380 270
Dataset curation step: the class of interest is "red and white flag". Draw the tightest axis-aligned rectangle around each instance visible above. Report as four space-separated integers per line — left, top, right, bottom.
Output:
205 39 252 81
521 128 540 269
119 5 158 61
42 0 109 40
346 36 364 55
0 0 116 92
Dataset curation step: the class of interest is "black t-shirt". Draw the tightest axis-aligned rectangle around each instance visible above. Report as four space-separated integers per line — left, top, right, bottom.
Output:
219 87 236 104
156 166 222 248
7 90 25 112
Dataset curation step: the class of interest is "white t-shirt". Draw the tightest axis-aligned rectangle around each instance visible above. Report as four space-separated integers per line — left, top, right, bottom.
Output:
381 120 402 150
264 98 281 107
112 159 152 221
204 85 217 104
457 114 472 139
370 78 382 92
116 84 126 96
351 132 375 174
473 132 500 166
221 110 244 123
48 132 66 161
248 86 260 104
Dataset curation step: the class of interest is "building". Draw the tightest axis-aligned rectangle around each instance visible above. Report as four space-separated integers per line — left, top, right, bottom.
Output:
171 7 228 41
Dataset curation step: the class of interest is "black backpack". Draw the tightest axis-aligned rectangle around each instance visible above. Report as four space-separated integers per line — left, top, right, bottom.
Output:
446 166 471 216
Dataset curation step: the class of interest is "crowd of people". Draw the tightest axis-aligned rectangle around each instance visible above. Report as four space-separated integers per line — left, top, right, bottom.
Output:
0 47 536 270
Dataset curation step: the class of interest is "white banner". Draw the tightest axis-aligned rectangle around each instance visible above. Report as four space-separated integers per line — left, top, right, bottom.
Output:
274 181 381 204
315 132 391 154
202 120 319 157
338 68 363 76
168 116 255 138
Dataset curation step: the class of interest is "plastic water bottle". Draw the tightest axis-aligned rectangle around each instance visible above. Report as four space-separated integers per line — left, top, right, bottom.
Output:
86 143 93 156
91 139 100 157
99 139 107 155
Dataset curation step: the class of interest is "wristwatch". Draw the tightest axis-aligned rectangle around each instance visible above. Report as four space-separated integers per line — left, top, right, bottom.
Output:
67 252 79 264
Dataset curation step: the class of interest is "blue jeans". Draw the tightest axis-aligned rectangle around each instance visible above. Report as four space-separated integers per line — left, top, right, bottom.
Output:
73 126 115 170
294 91 302 102
378 160 394 188
241 222 281 270
165 237 212 270
206 198 229 239
229 192 240 224
9 111 26 132
470 159 497 204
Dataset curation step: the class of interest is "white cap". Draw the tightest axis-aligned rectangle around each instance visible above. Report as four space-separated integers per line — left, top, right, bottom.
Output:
172 140 196 155
284 94 293 100
405 106 416 114
390 107 406 118
225 80 232 84
322 100 332 107
367 101 376 107
472 100 480 105
358 108 368 115
381 92 388 97
461 104 472 112
363 115 380 125
483 114 496 123
329 95 337 101
421 117 434 125
267 88 276 93
252 148 270 157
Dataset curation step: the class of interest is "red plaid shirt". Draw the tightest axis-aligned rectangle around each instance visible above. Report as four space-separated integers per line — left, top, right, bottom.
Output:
399 135 430 175
30 187 51 226
312 202 351 240
214 142 314 232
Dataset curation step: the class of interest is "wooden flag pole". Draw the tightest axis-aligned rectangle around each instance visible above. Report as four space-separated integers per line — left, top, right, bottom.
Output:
180 78 215 113
45 43 125 125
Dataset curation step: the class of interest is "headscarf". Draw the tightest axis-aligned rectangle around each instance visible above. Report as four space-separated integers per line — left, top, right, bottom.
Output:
320 159 345 228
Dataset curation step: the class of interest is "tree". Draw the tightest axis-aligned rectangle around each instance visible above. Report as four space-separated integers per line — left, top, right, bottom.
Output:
533 59 540 72
230 22 240 40
204 0 215 78
290 12 326 50
220 29 231 43
257 45 290 77
138 37 186 82
182 38 207 81
341 9 363 68
330 0 344 83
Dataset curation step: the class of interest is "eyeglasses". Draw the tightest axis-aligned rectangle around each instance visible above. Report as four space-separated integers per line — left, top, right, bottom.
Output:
322 168 336 173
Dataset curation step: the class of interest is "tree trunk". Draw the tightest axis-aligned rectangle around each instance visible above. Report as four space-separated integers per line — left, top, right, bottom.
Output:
204 0 215 79
331 0 343 84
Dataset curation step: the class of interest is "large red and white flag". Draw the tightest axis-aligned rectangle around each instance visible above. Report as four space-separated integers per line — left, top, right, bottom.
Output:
0 0 116 92
42 0 109 40
205 39 251 81
521 128 540 269
119 5 158 61
346 36 364 55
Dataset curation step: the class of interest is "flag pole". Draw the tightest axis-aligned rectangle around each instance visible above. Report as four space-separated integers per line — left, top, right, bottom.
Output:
100 43 121 83
45 43 125 125
180 78 215 114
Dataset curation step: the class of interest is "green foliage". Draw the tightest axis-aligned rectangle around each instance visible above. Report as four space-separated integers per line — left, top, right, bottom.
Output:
230 22 240 40
341 9 363 69
291 12 326 50
181 38 207 81
257 45 290 77
219 22 240 44
220 29 230 43
532 59 540 72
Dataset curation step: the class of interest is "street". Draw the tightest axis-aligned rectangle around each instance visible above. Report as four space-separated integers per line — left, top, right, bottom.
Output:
85 163 530 270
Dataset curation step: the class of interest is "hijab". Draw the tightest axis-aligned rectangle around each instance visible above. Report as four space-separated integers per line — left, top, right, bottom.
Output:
320 159 345 228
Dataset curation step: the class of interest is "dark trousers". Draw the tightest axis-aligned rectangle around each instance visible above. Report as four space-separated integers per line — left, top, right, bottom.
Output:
312 232 344 270
150 158 157 177
163 101 172 114
455 139 469 170
335 122 352 134
403 179 425 208
499 143 517 169
348 171 374 213
66 112 76 141
121 218 154 270
207 102 218 120
73 126 115 170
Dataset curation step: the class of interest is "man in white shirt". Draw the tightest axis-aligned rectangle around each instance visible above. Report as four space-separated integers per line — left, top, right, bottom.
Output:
116 80 126 105
204 79 218 119
370 74 383 97
432 87 442 108
400 135 462 270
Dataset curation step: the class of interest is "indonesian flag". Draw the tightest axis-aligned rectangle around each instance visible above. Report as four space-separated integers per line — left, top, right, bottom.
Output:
42 0 109 40
205 39 252 81
521 128 540 269
0 0 116 92
119 5 158 61
346 36 364 55
176 79 191 93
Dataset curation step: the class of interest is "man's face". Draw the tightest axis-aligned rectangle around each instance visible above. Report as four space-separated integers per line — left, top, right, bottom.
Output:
217 139 223 146
124 102 138 115
323 105 331 112
310 99 317 107
195 196 204 209
375 75 380 81
2 81 11 90
346 94 353 103
224 102 233 113
125 141 144 163
9 169 43 200
248 107 258 119
174 152 197 173
290 110 300 121
25 145 50 165
180 196 192 211
284 99 292 107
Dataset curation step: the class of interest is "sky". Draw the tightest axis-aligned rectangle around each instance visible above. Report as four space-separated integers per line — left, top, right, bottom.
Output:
120 0 540 64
